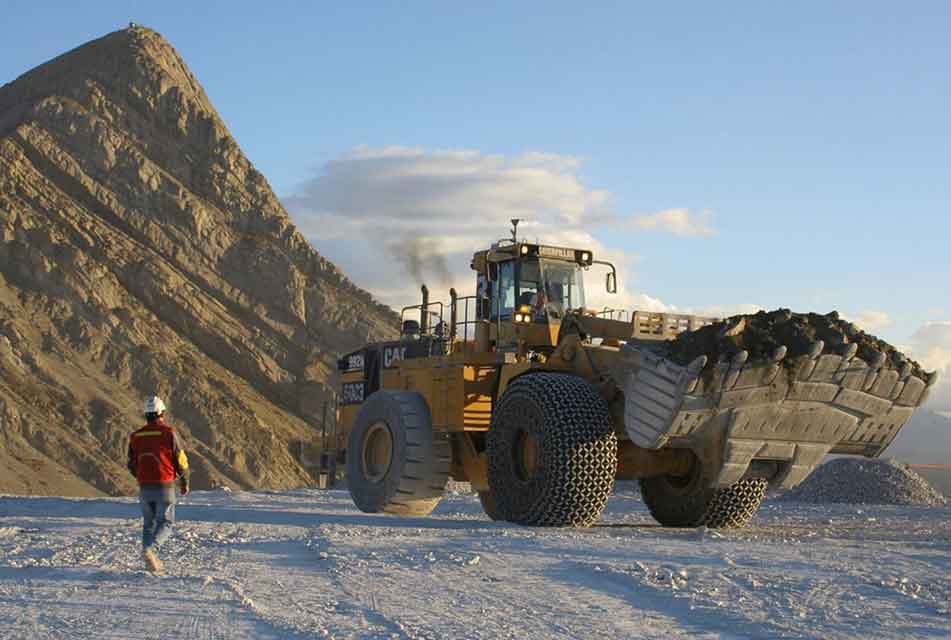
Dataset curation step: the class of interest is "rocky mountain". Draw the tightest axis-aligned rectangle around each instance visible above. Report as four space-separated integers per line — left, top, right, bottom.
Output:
887 409 951 464
885 409 951 496
0 26 397 496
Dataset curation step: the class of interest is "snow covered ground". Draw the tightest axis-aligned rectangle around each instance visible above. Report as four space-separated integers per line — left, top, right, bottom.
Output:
1 487 949 639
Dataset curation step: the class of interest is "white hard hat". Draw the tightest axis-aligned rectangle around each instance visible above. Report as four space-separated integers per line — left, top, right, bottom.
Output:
144 396 166 414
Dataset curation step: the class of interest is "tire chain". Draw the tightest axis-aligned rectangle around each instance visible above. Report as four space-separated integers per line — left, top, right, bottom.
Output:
488 373 618 527
703 477 769 528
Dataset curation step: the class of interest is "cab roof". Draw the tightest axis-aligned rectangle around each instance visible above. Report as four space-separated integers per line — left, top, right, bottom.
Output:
471 242 593 271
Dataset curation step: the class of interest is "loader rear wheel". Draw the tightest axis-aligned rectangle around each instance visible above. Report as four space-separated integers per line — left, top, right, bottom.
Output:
346 390 451 516
639 455 768 528
487 373 617 527
702 477 769 528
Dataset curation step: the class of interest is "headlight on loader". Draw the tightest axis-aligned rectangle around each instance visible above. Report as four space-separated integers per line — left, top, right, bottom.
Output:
513 305 532 324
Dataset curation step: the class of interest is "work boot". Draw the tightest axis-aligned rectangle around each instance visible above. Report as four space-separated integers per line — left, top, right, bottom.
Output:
143 547 164 574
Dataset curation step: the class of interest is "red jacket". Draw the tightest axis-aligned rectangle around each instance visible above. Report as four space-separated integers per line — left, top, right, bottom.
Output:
127 418 190 487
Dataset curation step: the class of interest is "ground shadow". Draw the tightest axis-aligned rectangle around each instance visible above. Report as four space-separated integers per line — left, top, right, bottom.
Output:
177 504 503 531
0 495 136 522
0 494 504 532
541 558 778 639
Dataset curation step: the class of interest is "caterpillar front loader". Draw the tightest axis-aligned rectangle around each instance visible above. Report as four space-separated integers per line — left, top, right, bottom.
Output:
336 221 937 528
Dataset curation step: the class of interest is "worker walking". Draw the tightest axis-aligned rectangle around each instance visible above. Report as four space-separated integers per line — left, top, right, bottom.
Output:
127 395 190 573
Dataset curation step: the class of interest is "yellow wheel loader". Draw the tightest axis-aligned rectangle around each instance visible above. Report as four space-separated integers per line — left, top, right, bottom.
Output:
337 222 936 528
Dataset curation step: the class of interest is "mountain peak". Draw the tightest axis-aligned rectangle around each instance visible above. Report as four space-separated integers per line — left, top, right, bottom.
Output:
3 25 210 107
1 25 267 237
2 26 221 138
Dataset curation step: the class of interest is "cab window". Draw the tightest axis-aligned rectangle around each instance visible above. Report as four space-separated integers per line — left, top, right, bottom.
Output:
492 260 515 319
540 260 585 319
517 260 542 308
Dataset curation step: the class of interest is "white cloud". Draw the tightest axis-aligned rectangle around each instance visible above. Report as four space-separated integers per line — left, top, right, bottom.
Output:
689 303 764 320
283 147 709 313
907 321 951 411
626 208 715 237
846 310 894 332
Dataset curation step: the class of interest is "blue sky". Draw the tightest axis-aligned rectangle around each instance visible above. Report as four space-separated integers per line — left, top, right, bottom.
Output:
3 2 950 393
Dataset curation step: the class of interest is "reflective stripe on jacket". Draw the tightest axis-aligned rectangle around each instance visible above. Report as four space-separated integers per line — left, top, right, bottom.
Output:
127 418 189 486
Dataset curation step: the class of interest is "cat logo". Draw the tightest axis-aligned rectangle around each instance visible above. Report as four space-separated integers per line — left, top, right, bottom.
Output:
383 345 407 369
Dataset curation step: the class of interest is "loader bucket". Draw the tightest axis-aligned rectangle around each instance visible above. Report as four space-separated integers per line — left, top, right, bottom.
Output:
615 342 938 490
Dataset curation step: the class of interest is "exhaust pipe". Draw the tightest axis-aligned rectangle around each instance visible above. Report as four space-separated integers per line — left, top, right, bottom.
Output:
449 287 458 343
420 285 429 334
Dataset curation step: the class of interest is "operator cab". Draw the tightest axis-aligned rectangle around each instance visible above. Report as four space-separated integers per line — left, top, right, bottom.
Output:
470 221 616 352
487 248 588 324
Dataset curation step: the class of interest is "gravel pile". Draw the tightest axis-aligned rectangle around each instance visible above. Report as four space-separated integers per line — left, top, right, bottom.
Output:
780 458 947 507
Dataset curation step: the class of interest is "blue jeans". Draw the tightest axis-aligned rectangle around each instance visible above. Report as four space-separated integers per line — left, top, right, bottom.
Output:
140 487 175 551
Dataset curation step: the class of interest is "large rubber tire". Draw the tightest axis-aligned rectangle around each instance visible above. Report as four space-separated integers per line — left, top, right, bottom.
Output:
487 373 618 527
346 390 451 516
478 490 502 521
639 457 768 528
702 478 769 528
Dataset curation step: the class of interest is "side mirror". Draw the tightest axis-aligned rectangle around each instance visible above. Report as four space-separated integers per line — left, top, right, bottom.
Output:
606 271 617 294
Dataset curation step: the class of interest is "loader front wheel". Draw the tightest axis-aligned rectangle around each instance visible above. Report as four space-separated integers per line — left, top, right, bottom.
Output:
639 456 767 528
346 390 451 516
487 373 617 527
478 490 502 521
